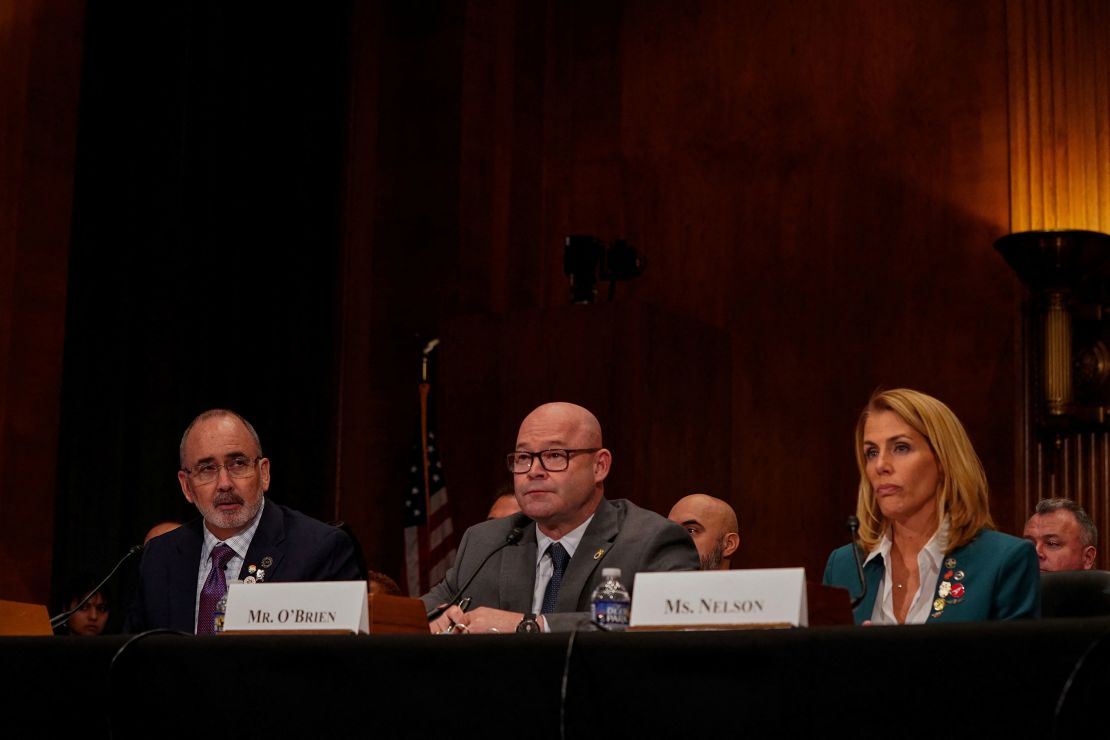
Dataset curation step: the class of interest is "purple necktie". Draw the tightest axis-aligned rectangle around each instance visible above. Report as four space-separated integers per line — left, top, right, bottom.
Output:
541 543 570 614
197 543 235 635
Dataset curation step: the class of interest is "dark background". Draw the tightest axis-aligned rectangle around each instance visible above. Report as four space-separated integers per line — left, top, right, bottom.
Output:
48 3 352 627
2 1 1034 613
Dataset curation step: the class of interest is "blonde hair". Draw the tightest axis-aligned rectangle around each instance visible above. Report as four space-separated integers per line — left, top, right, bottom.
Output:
854 388 994 552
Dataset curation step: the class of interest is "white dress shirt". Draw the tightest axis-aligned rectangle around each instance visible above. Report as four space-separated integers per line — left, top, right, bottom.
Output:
532 514 595 628
865 516 950 625
193 498 266 631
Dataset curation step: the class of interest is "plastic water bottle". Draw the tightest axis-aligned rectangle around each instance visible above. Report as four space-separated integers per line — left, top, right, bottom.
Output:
590 567 631 631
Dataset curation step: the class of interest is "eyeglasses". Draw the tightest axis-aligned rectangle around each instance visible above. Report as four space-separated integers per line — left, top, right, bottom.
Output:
183 456 261 485
506 448 600 474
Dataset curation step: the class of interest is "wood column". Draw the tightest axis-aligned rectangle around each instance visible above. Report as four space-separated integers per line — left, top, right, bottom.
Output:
1007 0 1110 563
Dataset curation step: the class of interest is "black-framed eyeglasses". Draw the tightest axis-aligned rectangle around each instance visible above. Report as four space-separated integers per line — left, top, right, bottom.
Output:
182 456 262 485
506 448 599 474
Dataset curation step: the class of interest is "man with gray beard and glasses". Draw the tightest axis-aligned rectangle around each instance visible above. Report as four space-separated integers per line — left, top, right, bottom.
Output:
125 409 362 634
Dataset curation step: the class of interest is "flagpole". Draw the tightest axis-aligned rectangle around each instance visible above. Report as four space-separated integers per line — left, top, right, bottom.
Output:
420 339 440 530
403 337 452 595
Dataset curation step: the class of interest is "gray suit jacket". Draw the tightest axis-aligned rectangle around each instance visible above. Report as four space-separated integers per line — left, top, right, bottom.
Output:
422 497 700 631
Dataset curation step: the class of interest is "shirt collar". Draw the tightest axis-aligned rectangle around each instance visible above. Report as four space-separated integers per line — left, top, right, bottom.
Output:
863 514 950 567
535 513 594 564
200 497 266 563
923 515 950 566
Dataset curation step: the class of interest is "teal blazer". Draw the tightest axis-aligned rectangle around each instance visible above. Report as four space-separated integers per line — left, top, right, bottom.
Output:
823 529 1039 624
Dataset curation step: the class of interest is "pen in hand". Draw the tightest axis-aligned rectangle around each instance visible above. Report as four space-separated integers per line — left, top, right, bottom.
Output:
443 597 474 634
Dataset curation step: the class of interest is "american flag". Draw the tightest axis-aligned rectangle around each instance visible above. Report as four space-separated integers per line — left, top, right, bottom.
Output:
401 382 456 596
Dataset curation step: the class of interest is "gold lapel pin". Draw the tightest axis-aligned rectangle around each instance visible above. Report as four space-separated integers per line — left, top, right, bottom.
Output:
593 548 605 560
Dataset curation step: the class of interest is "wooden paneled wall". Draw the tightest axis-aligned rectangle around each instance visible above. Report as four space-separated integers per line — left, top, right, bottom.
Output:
1007 0 1110 565
10 2 1107 600
337 0 1019 580
438 304 733 532
1007 0 1110 232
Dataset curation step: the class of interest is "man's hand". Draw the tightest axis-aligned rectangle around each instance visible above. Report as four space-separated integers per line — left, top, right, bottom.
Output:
427 604 462 634
428 605 538 634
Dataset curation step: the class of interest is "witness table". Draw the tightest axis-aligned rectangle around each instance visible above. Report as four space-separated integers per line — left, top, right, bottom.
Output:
4 617 1107 738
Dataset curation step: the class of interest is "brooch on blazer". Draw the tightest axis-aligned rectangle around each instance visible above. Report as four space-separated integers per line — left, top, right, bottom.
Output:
930 559 967 618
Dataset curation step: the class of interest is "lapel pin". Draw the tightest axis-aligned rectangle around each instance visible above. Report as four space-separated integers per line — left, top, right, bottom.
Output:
944 558 957 569
933 598 946 612
953 570 965 581
261 556 273 569
593 548 605 560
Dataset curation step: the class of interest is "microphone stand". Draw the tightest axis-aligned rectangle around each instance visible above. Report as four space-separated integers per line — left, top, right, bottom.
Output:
50 545 143 630
426 525 524 621
846 516 866 610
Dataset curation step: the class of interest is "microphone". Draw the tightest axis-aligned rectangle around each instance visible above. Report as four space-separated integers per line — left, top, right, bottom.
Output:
846 516 866 610
50 544 143 630
426 522 525 621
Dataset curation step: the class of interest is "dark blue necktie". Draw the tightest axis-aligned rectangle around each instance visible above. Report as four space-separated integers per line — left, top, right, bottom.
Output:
541 542 570 614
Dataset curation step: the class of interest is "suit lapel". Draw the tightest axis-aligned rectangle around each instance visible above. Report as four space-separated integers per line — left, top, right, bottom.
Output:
854 555 884 624
170 522 204 631
499 524 537 613
239 499 286 580
557 499 619 612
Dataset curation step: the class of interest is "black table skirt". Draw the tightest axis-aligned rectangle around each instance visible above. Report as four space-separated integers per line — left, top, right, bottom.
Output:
6 618 1109 739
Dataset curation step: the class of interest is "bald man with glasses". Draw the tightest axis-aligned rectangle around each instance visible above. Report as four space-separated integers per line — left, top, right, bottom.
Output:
424 402 698 634
125 409 362 634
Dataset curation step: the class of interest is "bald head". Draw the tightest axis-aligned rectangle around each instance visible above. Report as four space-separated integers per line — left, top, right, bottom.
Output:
668 494 740 570
519 402 603 447
143 521 182 544
514 402 610 538
487 493 521 520
179 409 261 468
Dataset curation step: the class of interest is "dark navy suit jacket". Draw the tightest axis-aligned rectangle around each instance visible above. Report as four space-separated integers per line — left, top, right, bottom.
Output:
124 500 362 633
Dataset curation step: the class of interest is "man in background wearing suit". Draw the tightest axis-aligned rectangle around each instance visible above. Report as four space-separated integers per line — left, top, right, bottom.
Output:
667 493 740 570
1023 498 1098 572
424 402 699 633
125 409 362 634
486 486 521 520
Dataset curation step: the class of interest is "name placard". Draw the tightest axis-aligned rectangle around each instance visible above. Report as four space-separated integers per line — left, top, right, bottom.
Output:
629 568 808 630
223 581 369 635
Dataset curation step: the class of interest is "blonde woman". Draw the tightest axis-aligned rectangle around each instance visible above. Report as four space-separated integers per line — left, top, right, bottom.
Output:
824 388 1038 624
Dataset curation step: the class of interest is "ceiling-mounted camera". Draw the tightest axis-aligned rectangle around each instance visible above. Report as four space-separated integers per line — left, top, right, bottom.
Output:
564 235 645 304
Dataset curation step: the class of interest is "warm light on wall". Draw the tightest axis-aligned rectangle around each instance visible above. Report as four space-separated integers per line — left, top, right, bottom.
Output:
1007 0 1110 232
1004 3 1110 564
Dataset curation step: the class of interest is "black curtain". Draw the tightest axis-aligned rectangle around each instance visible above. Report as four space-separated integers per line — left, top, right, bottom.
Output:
52 2 354 631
